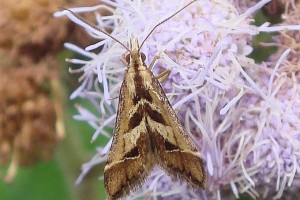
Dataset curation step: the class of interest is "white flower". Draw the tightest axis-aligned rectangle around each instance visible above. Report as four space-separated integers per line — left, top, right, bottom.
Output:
54 0 300 199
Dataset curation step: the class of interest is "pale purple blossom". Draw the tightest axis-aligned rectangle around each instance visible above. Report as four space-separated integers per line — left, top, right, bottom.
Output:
54 0 300 199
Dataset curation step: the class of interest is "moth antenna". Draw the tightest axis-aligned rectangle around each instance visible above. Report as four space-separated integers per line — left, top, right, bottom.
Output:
138 0 198 52
60 7 130 52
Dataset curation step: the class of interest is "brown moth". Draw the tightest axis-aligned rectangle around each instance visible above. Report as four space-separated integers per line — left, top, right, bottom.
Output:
63 1 206 199
103 1 206 199
104 38 206 200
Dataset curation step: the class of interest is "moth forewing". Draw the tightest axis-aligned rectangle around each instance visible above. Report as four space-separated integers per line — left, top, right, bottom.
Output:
104 39 206 200
147 70 206 188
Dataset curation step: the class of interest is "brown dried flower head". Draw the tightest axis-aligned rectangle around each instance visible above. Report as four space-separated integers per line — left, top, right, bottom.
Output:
0 63 63 182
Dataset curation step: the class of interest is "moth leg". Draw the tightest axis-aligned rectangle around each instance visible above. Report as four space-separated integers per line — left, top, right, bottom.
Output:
150 54 172 83
149 55 160 70
121 52 130 67
155 69 171 83
108 96 119 100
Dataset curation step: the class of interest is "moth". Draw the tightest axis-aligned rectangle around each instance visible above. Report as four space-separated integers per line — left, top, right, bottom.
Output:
104 38 206 200
104 2 206 200
63 1 206 199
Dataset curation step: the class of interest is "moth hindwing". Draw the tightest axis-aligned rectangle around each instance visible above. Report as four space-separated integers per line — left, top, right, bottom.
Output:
103 38 206 200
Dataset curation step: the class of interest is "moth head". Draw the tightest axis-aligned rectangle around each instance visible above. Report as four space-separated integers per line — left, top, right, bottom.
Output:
125 52 146 65
125 38 146 64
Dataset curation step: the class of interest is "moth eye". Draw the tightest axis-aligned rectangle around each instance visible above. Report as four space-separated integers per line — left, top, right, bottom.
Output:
125 54 130 63
140 53 146 61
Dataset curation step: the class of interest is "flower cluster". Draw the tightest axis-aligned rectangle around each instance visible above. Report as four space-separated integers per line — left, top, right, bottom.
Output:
55 0 300 199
